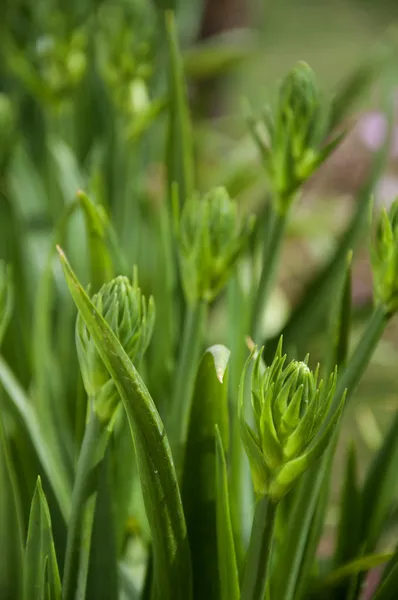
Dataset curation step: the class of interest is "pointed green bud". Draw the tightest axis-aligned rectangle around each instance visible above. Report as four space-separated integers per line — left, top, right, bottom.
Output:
254 62 340 213
76 271 155 423
240 339 343 501
371 199 398 316
178 186 254 304
0 261 13 346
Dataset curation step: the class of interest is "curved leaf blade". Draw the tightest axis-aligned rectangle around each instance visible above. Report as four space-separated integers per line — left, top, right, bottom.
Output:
57 247 192 600
215 426 240 600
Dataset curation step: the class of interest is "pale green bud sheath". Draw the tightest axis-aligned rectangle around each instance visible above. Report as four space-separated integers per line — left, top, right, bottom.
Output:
63 270 155 600
240 340 345 600
171 186 253 470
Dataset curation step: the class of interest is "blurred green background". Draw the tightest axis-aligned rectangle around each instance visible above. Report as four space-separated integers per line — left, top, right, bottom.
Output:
1 0 398 553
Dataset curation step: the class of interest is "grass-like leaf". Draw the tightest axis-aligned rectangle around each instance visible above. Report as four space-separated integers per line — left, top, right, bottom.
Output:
0 412 24 600
181 344 231 599
23 477 61 600
315 552 393 592
215 426 240 600
165 10 194 204
373 545 398 600
57 246 192 600
0 356 72 521
333 443 361 569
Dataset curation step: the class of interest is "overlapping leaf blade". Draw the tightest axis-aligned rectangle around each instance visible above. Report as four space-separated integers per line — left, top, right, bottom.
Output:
23 477 61 600
57 247 192 600
181 344 231 599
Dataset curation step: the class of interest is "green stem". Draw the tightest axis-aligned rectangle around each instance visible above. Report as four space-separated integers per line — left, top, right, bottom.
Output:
62 409 109 600
334 304 388 409
170 300 207 467
241 495 278 600
251 208 288 343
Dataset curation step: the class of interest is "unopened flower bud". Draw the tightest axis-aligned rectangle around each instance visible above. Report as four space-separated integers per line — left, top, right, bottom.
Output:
76 271 155 423
240 339 344 501
258 62 341 213
178 186 254 304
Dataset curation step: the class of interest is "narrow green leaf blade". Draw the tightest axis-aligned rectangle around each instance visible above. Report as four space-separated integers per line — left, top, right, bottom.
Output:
326 251 352 375
181 345 231 599
373 546 398 600
361 412 398 553
57 247 192 600
0 356 71 521
23 477 61 600
334 443 361 568
77 190 114 292
165 10 194 204
316 552 393 591
0 412 24 600
215 426 240 600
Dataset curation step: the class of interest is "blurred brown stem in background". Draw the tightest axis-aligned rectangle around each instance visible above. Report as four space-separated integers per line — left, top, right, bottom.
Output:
196 0 249 117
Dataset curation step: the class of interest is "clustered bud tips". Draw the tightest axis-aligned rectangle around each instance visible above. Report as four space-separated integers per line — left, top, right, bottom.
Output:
76 271 155 423
371 199 398 316
239 339 344 501
254 62 341 213
178 186 254 304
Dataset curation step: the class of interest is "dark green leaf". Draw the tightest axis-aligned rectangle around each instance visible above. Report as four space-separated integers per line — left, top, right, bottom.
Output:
215 426 240 600
325 251 352 375
361 412 398 553
0 412 24 600
334 443 361 568
181 345 231 599
373 546 398 600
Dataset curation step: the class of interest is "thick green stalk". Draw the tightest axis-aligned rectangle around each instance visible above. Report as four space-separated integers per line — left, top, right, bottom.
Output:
251 208 288 343
170 300 207 467
241 495 278 600
62 409 109 600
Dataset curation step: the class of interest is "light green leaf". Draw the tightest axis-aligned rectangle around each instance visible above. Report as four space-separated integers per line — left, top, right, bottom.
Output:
23 477 61 600
77 190 114 293
57 247 192 600
181 345 230 599
215 426 240 600
315 552 393 591
165 9 194 204
268 390 345 501
0 356 71 521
